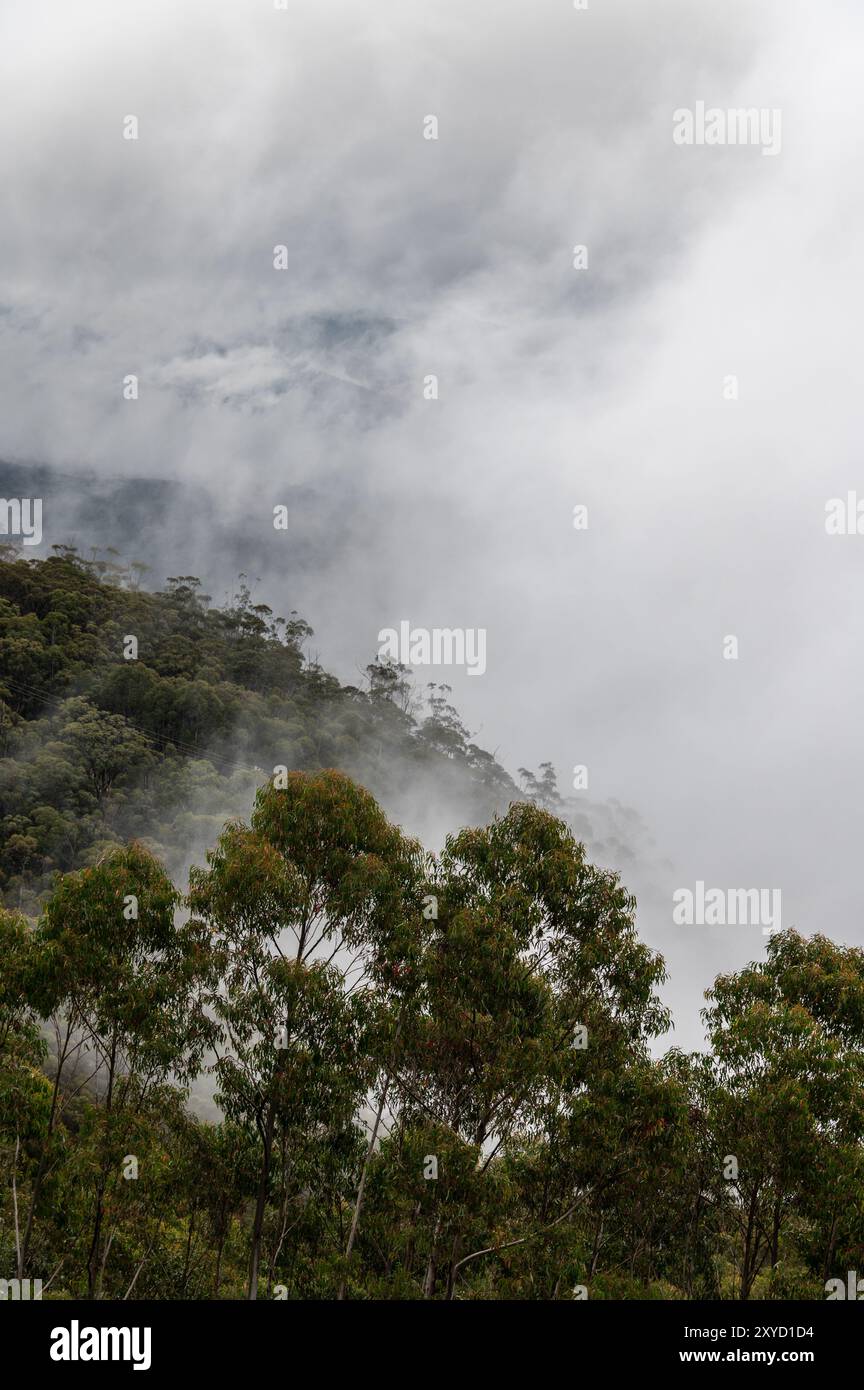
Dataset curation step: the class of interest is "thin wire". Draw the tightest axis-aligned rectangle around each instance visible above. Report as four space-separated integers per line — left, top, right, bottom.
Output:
0 670 270 780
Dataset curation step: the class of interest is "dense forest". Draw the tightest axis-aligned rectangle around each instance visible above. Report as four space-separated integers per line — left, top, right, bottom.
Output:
2 549 863 1301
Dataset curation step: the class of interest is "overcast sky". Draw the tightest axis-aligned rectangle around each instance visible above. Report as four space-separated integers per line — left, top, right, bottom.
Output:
3 0 863 1048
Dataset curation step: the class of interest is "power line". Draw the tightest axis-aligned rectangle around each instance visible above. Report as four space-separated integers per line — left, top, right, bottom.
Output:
0 670 269 780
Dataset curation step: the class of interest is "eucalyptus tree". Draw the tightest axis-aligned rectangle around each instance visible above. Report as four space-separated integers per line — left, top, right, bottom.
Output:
0 906 47 1281
28 844 217 1296
703 930 864 1299
188 769 427 1299
388 801 670 1298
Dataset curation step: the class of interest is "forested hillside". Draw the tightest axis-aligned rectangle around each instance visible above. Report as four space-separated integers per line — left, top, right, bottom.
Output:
0 546 517 912
2 550 864 1302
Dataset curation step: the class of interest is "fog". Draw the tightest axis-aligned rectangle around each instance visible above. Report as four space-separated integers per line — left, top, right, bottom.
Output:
3 0 863 1049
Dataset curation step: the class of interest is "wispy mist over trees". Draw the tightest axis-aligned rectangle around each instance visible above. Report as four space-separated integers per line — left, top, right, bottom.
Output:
0 547 520 911
2 552 863 1301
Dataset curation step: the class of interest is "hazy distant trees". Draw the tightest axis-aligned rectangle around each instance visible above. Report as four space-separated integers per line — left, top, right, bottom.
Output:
0 550 521 911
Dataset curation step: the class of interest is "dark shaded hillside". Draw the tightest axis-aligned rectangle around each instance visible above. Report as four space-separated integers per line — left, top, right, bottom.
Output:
0 547 517 908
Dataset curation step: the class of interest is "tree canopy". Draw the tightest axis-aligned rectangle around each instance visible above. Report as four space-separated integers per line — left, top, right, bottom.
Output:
1 552 861 1301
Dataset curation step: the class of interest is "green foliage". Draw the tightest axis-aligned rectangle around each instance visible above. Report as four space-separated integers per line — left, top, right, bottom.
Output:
1 552 861 1301
0 552 518 910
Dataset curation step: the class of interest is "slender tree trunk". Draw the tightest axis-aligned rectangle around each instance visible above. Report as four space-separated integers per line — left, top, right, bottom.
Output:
248 1106 275 1301
267 1147 291 1292
445 1232 462 1300
405 1199 422 1274
181 1210 197 1294
423 1213 442 1299
213 1227 226 1300
589 1214 605 1278
821 1210 839 1285
770 1193 782 1269
684 1180 705 1299
12 1134 22 1279
21 1021 73 1275
337 1069 394 1300
739 1185 760 1301
87 1039 117 1299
